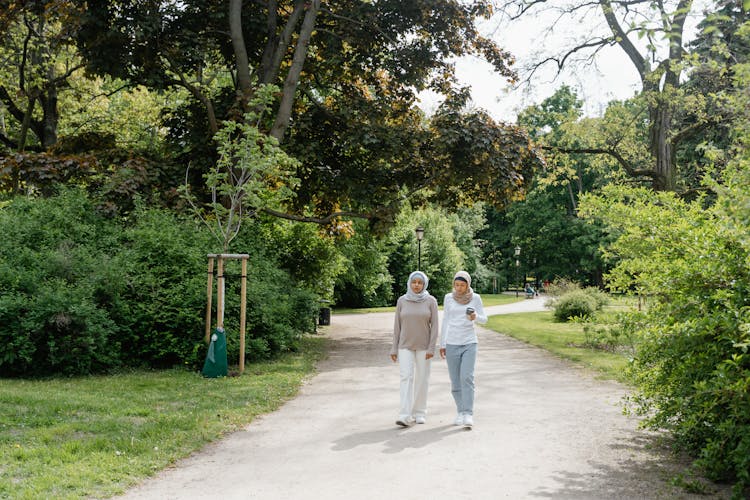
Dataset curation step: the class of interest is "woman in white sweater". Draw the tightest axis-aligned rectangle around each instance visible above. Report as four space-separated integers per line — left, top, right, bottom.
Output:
439 270 487 428
390 271 439 427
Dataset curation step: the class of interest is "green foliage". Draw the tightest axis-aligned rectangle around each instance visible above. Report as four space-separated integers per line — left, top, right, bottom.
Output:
180 85 300 253
506 187 610 287
264 219 346 302
386 203 465 303
0 190 123 376
579 179 750 494
0 190 324 376
333 219 393 308
113 205 214 369
582 312 637 355
225 219 322 361
551 290 598 322
547 278 609 322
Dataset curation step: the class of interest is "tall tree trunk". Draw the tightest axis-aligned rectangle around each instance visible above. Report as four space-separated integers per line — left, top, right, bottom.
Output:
649 101 674 191
599 0 691 192
229 0 252 98
270 0 320 141
260 1 306 85
42 66 58 149
18 96 34 153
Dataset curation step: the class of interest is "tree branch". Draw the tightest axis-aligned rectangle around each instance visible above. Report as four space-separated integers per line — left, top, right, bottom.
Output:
165 56 219 135
0 86 28 124
261 0 306 85
542 144 656 179
270 0 320 140
600 0 647 79
229 0 253 96
0 132 18 149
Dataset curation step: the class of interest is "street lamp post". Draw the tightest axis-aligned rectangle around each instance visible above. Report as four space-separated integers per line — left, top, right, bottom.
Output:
415 227 424 270
514 245 521 298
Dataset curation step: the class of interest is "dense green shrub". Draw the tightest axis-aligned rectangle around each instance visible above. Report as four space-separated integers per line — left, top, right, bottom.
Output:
582 286 610 309
582 312 637 354
0 190 124 376
551 290 598 321
0 190 327 376
113 205 214 369
220 219 321 362
580 181 750 496
334 219 393 308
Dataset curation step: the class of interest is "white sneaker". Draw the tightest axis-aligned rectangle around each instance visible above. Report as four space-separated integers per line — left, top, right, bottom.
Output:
415 415 426 424
453 413 464 426
396 416 414 427
463 414 473 428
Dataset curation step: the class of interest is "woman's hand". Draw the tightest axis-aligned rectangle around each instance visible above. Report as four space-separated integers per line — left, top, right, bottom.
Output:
439 348 446 359
390 354 397 362
425 352 434 360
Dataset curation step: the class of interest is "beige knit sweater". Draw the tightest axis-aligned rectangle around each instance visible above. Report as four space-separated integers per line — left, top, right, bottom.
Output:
390 295 439 355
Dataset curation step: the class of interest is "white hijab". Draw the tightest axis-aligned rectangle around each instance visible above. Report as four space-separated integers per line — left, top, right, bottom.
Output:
405 271 430 302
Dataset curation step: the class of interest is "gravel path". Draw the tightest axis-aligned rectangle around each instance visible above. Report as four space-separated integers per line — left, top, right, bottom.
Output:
119 297 728 499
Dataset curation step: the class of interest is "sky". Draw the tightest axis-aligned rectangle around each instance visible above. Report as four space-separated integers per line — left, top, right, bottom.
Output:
417 2 706 123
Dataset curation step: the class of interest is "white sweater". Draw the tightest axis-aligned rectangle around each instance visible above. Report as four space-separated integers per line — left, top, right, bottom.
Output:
440 293 487 348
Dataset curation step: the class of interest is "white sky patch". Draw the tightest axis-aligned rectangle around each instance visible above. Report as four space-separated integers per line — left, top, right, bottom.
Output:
418 1 709 123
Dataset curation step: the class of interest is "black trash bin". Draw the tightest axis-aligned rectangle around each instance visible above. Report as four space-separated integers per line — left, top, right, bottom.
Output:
318 306 331 326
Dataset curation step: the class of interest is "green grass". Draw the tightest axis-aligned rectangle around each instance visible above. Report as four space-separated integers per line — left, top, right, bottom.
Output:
0 336 326 499
334 293 523 314
485 310 632 383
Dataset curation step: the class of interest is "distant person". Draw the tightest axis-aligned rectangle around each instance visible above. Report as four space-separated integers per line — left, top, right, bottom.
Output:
440 271 487 428
390 271 439 427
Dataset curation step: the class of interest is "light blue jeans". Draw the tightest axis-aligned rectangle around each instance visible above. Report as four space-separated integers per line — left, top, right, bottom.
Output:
445 343 477 415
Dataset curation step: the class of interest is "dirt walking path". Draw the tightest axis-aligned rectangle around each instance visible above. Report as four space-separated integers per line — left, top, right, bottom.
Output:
119 297 727 499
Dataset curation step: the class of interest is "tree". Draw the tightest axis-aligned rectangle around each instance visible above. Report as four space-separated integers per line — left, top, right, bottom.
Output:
75 1 537 226
574 26 750 489
674 0 750 192
496 0 733 191
492 86 613 287
77 1 516 138
179 86 300 253
0 1 86 152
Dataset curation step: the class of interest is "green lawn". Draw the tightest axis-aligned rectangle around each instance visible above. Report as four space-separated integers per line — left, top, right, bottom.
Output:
485 310 632 383
0 336 326 499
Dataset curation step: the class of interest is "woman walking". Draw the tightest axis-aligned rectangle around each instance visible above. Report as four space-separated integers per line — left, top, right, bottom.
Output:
391 271 439 427
440 271 487 428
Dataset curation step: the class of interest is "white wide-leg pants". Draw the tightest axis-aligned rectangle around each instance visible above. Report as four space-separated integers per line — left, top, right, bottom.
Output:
398 348 431 419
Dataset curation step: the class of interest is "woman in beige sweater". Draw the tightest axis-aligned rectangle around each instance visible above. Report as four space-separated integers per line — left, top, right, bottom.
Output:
390 271 439 426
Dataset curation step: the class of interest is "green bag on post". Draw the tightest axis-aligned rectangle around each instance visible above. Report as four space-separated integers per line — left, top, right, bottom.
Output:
202 327 228 378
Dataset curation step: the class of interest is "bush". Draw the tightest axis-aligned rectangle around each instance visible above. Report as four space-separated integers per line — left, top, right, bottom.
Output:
545 278 582 298
552 290 598 322
582 286 610 309
582 314 637 354
0 191 328 376
0 190 124 376
220 219 321 362
580 182 750 495
113 205 214 369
